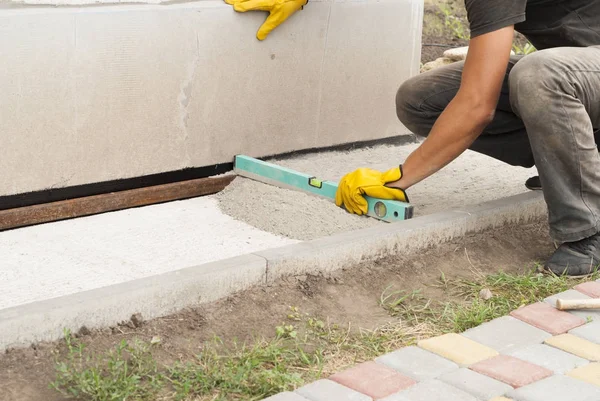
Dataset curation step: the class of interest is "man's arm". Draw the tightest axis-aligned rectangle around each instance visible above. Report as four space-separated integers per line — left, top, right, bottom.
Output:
390 26 515 190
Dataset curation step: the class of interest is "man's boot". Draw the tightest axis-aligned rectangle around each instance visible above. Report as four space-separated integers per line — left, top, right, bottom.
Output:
545 232 600 276
525 176 541 190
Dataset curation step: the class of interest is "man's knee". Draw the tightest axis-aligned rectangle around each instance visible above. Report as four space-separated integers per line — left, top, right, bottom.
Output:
395 75 432 138
509 50 566 120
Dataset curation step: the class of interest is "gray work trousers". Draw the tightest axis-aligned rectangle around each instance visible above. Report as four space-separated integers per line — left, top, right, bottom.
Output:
396 46 600 243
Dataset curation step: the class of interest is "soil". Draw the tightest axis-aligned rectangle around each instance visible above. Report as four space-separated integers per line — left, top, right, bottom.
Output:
0 219 555 401
421 0 469 63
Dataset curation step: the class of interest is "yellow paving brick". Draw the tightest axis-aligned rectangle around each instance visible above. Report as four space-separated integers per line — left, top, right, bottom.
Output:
545 334 600 362
568 363 600 387
417 333 498 366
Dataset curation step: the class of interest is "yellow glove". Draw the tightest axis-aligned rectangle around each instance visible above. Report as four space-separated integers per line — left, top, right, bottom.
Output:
335 166 409 215
225 0 307 41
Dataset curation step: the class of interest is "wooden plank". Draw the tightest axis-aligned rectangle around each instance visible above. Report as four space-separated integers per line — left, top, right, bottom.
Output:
0 175 235 231
233 155 414 222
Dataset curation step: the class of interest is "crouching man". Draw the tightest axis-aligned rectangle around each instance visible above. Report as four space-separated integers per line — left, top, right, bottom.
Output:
336 1 600 276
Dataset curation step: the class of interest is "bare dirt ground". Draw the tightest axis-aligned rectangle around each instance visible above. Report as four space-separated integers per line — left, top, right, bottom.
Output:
0 219 555 401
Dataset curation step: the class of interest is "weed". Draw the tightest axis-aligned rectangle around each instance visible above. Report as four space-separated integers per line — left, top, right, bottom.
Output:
380 268 600 335
438 4 470 40
167 338 314 401
512 41 537 55
51 330 163 401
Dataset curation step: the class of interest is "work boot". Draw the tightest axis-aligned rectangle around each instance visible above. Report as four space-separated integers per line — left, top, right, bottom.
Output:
545 232 600 276
525 176 541 190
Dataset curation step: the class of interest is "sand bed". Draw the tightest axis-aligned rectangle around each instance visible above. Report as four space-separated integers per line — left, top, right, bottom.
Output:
216 142 539 239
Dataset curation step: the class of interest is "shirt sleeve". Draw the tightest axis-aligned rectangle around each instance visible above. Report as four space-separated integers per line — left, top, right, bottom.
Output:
464 0 527 38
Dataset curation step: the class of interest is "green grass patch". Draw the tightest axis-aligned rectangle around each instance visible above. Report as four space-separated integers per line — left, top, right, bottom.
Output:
381 268 599 335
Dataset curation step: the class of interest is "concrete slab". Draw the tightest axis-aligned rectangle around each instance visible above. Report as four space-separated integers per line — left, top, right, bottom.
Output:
0 197 294 311
462 316 552 353
438 368 513 400
375 346 459 382
506 344 590 375
506 374 600 401
0 0 422 197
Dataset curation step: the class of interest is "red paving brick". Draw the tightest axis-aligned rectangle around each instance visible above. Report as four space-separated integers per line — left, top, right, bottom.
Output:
510 302 585 335
330 361 416 399
574 282 600 298
470 355 553 388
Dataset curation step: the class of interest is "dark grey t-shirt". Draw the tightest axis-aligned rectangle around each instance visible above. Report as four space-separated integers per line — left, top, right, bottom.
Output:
465 0 600 49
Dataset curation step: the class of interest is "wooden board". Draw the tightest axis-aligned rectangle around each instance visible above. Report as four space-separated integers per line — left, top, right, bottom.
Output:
233 155 414 222
0 175 235 231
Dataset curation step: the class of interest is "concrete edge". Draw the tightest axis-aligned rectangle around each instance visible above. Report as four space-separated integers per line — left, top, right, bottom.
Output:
0 191 547 350
0 254 267 350
255 191 547 283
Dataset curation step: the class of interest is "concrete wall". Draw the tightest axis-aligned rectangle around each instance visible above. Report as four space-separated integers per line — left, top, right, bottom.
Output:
0 0 423 197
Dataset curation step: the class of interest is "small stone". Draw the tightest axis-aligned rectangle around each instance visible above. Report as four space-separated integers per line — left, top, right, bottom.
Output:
131 313 144 328
421 57 455 72
479 289 493 300
443 46 469 61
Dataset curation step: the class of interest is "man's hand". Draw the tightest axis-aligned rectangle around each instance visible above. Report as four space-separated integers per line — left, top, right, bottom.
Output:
225 0 307 40
335 166 409 215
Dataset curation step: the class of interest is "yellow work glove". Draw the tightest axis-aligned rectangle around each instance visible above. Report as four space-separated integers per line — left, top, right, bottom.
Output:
335 166 409 215
225 0 308 41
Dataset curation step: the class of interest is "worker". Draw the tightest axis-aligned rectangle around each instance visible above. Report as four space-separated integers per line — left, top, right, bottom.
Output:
225 0 600 277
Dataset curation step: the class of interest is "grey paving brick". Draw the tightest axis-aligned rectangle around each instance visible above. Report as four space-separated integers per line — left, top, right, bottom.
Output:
506 343 589 374
438 368 513 399
570 322 600 344
295 379 372 401
379 379 477 401
461 316 551 353
507 374 600 401
544 290 600 322
375 346 458 381
262 392 310 401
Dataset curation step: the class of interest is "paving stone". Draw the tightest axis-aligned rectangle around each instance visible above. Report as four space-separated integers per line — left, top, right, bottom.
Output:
506 374 600 401
506 343 589 374
545 334 600 361
544 290 600 323
575 282 600 298
544 290 591 307
469 355 553 388
375 346 459 381
379 379 477 401
330 361 416 399
418 333 498 367
295 379 372 401
262 392 310 401
462 316 551 353
567 362 600 387
570 322 600 344
438 368 513 400
510 302 586 335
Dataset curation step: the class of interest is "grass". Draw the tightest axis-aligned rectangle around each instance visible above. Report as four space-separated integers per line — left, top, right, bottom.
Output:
50 268 598 401
380 268 599 335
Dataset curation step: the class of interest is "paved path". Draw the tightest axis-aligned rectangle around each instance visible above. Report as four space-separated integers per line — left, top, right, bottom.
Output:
262 280 600 401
